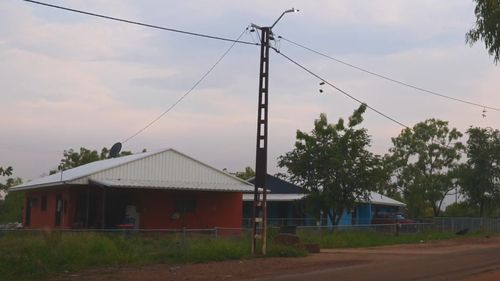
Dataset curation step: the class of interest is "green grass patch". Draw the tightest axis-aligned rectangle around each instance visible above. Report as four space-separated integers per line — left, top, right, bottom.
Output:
297 229 472 248
0 229 484 280
0 231 302 281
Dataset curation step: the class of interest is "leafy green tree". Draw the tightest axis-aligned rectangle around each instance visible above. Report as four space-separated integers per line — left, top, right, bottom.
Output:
459 127 500 217
466 0 500 64
0 167 23 223
233 167 255 180
388 119 464 217
0 177 23 192
0 166 13 177
278 104 383 225
443 202 479 217
50 147 134 174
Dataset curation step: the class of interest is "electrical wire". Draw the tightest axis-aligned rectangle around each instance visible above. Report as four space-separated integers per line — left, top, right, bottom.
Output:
122 29 247 144
23 0 258 46
275 48 466 153
278 35 500 112
273 48 410 129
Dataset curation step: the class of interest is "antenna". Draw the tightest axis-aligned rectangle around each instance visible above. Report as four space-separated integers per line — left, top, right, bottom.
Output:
109 142 122 158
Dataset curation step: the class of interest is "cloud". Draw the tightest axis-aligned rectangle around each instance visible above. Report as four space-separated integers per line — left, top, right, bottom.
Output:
1 0 499 182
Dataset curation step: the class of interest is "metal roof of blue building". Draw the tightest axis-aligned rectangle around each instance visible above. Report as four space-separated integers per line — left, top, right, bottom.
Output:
248 174 304 194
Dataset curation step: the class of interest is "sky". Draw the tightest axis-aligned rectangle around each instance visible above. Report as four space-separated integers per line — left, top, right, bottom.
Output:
1 0 499 185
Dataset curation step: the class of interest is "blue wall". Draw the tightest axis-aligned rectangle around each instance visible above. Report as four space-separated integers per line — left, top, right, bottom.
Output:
356 203 373 225
243 201 383 226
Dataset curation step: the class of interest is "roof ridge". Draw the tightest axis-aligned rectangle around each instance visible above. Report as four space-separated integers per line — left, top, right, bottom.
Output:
11 148 172 191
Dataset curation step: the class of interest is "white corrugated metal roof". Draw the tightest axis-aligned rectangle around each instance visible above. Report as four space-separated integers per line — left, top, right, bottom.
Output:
93 179 252 192
242 191 405 206
243 193 306 202
11 149 253 192
366 191 406 207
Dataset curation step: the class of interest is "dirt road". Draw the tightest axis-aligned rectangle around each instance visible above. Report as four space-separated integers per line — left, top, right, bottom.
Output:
50 236 500 281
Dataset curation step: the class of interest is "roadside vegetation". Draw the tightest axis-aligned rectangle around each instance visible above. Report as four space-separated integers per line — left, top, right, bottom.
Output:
1 229 487 281
0 231 304 281
297 230 461 249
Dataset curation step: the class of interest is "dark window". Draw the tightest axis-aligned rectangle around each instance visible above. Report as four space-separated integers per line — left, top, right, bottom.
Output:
30 197 39 208
41 196 47 211
175 196 196 213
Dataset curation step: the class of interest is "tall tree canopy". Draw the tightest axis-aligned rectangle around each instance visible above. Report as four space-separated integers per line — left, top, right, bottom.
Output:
233 167 256 180
0 166 13 177
388 119 464 217
51 147 134 174
278 104 383 225
459 127 500 217
0 167 23 224
466 0 500 64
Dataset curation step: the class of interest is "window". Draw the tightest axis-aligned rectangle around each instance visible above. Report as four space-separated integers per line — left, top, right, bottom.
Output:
30 197 39 208
41 195 47 211
175 196 197 213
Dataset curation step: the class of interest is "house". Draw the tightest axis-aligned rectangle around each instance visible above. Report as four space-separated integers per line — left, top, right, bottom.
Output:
242 174 308 226
242 174 406 226
10 149 253 229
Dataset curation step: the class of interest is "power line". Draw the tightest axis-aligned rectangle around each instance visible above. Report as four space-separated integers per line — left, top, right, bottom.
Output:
273 48 410 129
278 35 500 112
122 29 247 144
23 0 258 46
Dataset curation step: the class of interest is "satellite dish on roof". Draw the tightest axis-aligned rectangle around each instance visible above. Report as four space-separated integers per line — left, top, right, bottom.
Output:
109 142 122 158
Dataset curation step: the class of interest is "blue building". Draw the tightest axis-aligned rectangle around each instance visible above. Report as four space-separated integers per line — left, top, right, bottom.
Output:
243 174 406 226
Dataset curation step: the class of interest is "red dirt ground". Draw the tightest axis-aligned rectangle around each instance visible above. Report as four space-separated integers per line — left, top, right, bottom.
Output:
47 236 500 281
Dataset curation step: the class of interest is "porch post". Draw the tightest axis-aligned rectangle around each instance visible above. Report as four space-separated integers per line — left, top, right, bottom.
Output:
85 187 90 228
101 189 106 229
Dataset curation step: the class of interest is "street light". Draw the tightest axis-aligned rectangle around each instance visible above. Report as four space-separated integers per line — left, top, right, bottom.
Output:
271 8 299 29
251 8 299 256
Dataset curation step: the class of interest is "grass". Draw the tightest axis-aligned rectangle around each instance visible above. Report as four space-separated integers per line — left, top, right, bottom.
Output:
0 231 302 281
297 229 478 249
0 229 485 281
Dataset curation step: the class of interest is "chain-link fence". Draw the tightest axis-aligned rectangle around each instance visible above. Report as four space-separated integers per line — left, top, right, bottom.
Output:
2 217 500 239
433 217 500 233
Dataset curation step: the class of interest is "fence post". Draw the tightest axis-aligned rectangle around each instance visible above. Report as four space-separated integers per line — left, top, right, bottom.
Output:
214 227 218 239
182 227 186 248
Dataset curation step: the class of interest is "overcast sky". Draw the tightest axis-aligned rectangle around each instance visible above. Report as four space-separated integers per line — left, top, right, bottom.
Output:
1 0 499 183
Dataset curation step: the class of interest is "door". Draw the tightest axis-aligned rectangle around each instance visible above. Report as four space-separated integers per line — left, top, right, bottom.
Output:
55 194 63 227
25 197 32 226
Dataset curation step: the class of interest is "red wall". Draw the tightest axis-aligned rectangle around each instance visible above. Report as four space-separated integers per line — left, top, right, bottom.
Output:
136 190 243 229
24 186 77 229
24 187 243 229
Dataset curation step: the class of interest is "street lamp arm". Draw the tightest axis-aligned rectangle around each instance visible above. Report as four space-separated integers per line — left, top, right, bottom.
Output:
270 8 298 29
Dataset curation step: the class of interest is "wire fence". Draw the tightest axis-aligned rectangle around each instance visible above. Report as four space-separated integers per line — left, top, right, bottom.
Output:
2 217 500 239
433 217 500 233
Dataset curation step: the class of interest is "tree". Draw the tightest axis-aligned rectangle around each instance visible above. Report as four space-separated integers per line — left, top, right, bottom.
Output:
233 167 255 180
50 147 134 174
388 119 464 217
466 0 500 64
0 166 13 177
443 202 479 217
278 104 382 225
0 167 23 224
459 127 500 217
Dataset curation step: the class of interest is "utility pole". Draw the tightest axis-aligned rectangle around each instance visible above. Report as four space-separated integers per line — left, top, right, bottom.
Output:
251 8 298 256
252 26 271 256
